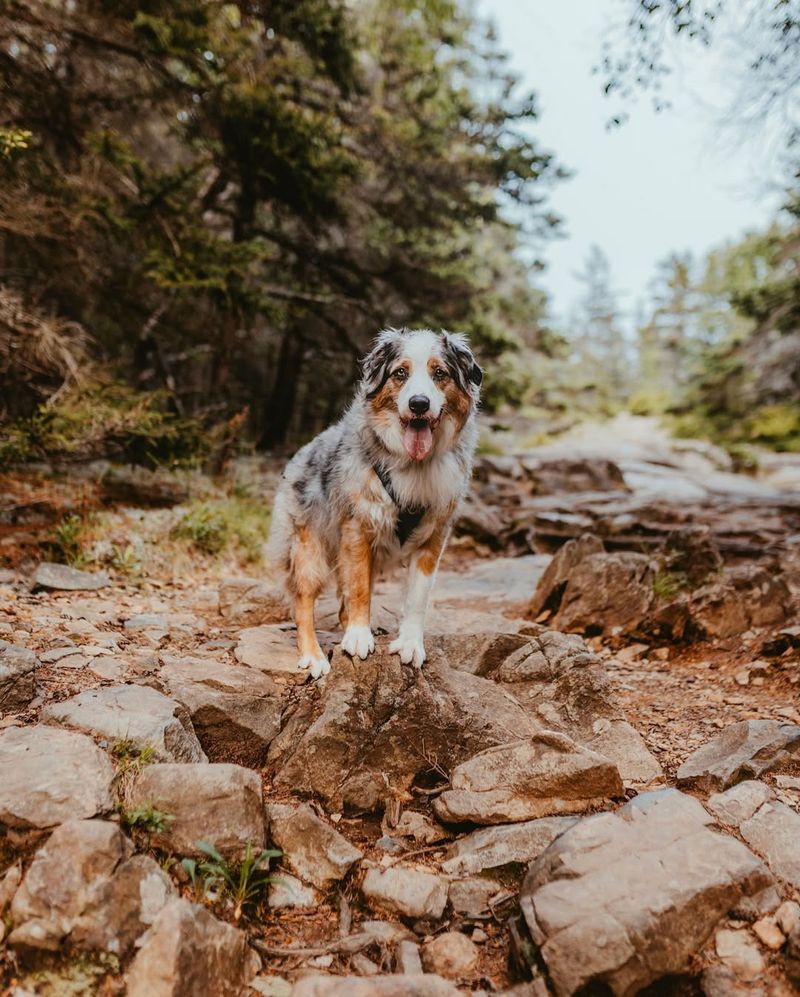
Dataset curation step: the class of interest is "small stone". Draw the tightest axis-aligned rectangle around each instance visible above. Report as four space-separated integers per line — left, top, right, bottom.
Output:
706 781 774 828
0 641 36 711
350 953 380 976
471 928 488 943
362 866 448 920
776 901 800 937
701 965 764 997
740 801 800 888
393 810 449 844
33 563 110 591
421 931 479 978
268 873 319 909
0 864 22 910
448 878 502 918
752 918 785 950
129 763 265 859
124 613 168 631
266 803 362 890
442 816 578 876
715 928 765 981
250 978 292 997
290 976 461 997
396 939 423 974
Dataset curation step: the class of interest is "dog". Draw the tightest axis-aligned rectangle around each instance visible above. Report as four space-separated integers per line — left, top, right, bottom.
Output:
267 327 482 678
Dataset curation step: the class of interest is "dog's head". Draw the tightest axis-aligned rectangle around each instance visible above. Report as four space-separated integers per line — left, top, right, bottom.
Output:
361 327 482 462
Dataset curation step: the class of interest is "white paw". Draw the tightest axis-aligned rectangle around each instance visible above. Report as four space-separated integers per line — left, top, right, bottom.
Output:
297 653 330 679
389 628 426 668
341 624 375 660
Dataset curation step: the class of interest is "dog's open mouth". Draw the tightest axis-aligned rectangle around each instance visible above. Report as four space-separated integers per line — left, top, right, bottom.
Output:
401 416 440 462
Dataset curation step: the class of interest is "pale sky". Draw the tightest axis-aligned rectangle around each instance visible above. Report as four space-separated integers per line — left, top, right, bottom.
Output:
478 0 786 330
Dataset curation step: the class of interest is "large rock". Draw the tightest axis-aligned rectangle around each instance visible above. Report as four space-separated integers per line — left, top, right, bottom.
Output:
0 725 114 830
527 535 604 620
266 802 362 889
235 624 309 674
442 817 579 876
10 819 131 952
0 641 37 711
552 551 655 635
520 789 773 996
129 763 265 859
41 684 207 763
362 866 448 920
740 801 800 889
32 562 110 591
218 577 287 626
159 655 282 767
523 458 628 495
126 898 260 997
706 780 774 827
690 565 792 638
267 643 541 812
433 733 623 826
677 720 800 792
9 819 173 956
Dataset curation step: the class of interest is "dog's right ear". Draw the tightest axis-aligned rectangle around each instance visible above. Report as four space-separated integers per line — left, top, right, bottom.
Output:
361 329 402 398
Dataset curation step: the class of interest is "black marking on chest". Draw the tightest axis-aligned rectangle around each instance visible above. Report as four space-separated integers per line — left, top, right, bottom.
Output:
373 464 426 545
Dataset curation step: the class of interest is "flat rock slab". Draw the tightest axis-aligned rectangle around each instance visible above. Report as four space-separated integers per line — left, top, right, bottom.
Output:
130 763 265 859
434 733 623 825
520 788 773 996
235 624 317 674
677 719 800 792
362 866 448 920
740 801 800 889
266 803 362 890
41 684 207 763
160 655 282 767
0 641 37 711
291 976 460 997
33 562 110 591
442 816 578 877
9 819 173 957
0 725 114 830
268 644 541 812
126 898 260 997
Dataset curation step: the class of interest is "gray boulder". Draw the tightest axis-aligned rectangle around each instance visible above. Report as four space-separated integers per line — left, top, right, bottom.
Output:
434 733 623 825
442 816 578 877
740 801 800 889
41 683 207 762
520 789 773 996
0 725 114 830
129 763 265 859
677 720 800 792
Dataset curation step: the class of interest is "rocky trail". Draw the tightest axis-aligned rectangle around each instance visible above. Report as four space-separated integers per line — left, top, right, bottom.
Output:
1 415 800 996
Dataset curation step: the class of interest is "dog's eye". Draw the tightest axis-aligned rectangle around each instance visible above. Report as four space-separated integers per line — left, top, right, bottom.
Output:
432 367 449 382
393 368 408 382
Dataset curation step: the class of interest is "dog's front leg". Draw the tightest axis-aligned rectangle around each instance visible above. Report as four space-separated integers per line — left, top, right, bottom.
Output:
338 518 376 660
390 526 447 668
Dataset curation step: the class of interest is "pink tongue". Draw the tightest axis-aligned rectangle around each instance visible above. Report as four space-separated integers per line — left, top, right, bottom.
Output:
403 423 433 461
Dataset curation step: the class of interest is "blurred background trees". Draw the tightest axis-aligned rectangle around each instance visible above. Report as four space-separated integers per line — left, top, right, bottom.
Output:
1 0 798 466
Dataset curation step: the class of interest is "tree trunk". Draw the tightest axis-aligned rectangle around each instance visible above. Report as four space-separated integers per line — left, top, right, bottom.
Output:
259 329 305 449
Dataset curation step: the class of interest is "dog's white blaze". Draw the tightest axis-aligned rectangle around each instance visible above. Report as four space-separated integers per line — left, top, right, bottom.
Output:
397 330 445 419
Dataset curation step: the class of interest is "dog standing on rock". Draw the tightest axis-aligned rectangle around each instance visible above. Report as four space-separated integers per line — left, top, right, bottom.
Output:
268 327 482 678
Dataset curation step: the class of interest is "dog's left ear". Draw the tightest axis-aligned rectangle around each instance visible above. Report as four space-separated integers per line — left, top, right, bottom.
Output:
443 331 483 391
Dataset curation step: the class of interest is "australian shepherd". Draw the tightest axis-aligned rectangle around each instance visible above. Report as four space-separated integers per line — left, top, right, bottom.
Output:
268 327 482 678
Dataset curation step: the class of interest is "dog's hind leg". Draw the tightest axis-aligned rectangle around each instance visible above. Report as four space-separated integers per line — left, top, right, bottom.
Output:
338 518 376 660
290 525 330 679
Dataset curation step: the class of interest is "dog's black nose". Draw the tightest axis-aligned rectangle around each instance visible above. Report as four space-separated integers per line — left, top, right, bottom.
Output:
408 394 430 415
